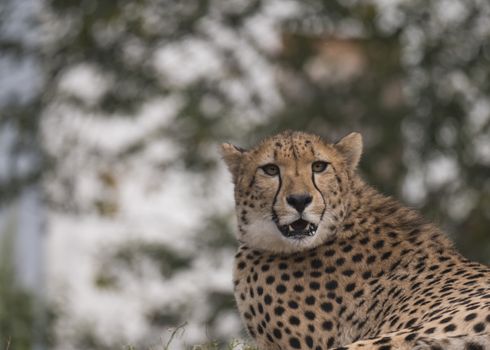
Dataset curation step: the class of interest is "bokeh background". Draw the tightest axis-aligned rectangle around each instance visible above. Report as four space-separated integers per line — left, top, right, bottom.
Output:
1 0 489 349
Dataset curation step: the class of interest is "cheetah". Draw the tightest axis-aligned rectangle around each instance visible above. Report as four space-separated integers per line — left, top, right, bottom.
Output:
220 131 490 350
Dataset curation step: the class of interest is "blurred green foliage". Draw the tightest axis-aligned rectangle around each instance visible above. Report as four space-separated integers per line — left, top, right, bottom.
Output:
0 233 34 350
41 0 489 257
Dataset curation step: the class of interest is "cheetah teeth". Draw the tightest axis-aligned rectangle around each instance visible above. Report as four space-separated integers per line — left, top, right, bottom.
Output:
279 221 318 239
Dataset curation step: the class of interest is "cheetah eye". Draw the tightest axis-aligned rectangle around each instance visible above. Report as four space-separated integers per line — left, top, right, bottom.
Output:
312 161 328 173
261 164 280 176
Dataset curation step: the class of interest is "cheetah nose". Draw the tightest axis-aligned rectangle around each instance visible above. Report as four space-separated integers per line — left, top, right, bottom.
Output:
286 193 313 213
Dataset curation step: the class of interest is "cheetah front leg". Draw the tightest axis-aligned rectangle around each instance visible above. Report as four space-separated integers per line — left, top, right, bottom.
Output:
331 330 420 350
332 331 490 350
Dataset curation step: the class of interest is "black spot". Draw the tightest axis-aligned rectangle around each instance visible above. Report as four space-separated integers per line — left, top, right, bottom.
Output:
322 320 333 330
388 231 398 238
325 266 336 273
311 259 323 269
325 249 336 257
424 327 436 334
343 223 354 231
373 240 385 249
310 281 320 290
289 316 300 326
429 345 442 350
261 264 270 272
305 335 314 348
373 337 391 345
345 283 356 292
466 343 484 350
288 300 299 309
336 258 346 266
264 294 272 305
474 323 485 333
404 333 417 342
405 318 417 328
238 261 246 269
305 311 316 320
439 316 452 324
443 324 456 332
274 306 285 316
465 313 477 321
342 245 353 253
293 271 304 278
294 285 304 292
367 255 377 264
289 337 301 349
381 252 392 260
257 303 264 314
353 289 364 298
273 328 282 339
305 296 315 305
325 281 338 290
321 302 333 312
276 284 287 294
342 269 354 277
352 253 363 262
266 276 275 284
359 237 370 245
279 262 288 270
362 271 372 280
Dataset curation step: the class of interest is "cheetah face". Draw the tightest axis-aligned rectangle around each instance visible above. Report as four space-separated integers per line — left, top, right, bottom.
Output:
260 160 324 241
221 131 362 253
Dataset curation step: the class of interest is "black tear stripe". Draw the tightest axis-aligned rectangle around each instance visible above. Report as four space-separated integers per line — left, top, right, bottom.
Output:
271 173 282 225
311 171 326 221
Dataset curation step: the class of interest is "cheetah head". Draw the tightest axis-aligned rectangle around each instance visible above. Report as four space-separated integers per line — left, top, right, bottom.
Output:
221 131 362 253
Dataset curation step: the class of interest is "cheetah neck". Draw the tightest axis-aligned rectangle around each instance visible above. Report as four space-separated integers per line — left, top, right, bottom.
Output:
333 176 454 256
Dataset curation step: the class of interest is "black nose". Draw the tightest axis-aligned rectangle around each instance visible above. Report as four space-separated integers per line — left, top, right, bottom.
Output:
286 194 313 213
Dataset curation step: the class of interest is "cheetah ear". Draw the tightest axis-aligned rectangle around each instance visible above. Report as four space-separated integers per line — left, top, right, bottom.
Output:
220 143 246 184
335 132 363 170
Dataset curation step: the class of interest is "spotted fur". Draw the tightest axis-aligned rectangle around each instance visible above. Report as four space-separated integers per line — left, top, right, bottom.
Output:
221 131 490 350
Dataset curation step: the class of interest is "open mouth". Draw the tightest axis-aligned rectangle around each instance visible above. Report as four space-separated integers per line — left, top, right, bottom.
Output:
278 219 318 239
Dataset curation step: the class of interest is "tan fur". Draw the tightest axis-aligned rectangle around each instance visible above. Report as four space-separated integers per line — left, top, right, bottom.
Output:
222 131 490 350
